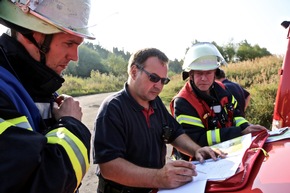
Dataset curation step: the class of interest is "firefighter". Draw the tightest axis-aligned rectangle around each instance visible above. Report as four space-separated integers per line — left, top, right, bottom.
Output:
170 42 267 161
0 0 95 192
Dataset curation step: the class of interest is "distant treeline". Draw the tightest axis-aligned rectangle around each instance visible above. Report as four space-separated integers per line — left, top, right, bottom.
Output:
64 40 272 78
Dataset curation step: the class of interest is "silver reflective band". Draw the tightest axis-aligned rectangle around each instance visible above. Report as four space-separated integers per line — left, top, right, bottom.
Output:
210 130 218 144
46 130 87 176
176 115 204 128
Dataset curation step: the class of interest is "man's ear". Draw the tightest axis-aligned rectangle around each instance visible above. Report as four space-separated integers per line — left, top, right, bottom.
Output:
189 71 194 80
16 32 32 45
32 32 46 46
130 65 138 79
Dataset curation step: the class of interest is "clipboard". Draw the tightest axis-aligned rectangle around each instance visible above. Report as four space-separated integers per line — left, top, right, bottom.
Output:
266 127 290 143
268 127 288 137
205 130 269 192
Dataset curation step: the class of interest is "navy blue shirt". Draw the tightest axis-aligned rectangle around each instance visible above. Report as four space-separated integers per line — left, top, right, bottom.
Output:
93 83 184 169
222 79 250 116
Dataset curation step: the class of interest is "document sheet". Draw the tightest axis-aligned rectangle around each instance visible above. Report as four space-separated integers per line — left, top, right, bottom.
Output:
158 133 252 193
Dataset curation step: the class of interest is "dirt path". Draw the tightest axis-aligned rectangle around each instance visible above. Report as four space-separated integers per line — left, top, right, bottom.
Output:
76 92 115 193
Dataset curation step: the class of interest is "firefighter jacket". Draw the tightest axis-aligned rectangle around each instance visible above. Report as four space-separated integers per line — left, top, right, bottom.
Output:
170 80 250 160
0 34 91 193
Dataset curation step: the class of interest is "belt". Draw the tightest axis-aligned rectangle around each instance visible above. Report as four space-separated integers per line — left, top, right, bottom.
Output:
105 185 151 193
98 175 153 193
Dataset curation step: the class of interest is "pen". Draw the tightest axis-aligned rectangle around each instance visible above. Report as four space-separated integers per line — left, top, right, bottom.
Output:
170 157 207 174
192 157 221 165
196 170 206 174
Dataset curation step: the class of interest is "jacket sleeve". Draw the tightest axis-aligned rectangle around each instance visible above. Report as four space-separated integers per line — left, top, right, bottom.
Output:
172 97 243 147
230 94 250 130
0 91 91 193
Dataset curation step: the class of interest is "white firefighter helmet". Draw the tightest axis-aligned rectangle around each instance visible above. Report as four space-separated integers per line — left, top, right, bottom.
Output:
0 0 95 39
182 42 225 80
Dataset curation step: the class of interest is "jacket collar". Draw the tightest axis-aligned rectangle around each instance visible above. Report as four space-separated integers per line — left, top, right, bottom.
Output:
123 82 158 112
0 33 64 99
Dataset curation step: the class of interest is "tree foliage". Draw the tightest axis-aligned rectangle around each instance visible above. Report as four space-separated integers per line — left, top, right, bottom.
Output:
169 59 183 74
65 43 109 77
236 40 271 61
64 39 272 78
103 53 128 76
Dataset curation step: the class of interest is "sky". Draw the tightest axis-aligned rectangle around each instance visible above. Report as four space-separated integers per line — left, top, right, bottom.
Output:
1 0 289 60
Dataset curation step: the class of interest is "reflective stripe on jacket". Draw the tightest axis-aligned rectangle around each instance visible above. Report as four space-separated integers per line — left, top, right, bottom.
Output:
0 115 89 192
0 116 33 134
0 65 90 193
46 127 89 188
170 81 249 145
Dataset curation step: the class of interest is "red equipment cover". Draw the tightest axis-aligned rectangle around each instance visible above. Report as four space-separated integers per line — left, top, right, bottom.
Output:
205 130 269 192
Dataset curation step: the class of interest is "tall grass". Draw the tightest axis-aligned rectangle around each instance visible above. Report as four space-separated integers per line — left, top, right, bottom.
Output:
58 70 127 96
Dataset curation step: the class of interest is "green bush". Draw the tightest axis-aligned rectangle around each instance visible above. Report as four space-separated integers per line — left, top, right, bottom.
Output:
58 71 127 96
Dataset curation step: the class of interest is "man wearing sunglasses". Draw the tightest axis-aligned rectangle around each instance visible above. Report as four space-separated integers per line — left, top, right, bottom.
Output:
93 48 226 193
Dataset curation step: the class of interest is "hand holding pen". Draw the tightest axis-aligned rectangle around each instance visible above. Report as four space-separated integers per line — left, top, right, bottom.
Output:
157 160 199 189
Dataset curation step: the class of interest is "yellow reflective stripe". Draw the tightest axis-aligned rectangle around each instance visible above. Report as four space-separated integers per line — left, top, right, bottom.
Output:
206 129 221 146
206 130 213 146
0 118 13 134
46 127 89 189
0 116 32 134
231 96 238 108
234 116 248 126
8 116 33 131
215 129 221 144
176 115 204 128
224 106 228 114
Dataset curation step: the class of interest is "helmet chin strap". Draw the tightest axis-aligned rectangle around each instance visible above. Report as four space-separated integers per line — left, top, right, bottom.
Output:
21 32 53 64
39 34 53 64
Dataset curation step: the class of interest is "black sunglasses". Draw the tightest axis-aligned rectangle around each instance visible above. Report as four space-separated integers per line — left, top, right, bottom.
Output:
136 65 170 85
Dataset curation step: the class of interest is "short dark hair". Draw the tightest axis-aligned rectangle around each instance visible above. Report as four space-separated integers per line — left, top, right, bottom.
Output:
128 48 169 72
216 68 225 79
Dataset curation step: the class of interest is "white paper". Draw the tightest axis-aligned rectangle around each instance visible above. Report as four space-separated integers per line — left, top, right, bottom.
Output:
158 179 207 193
192 133 253 180
266 127 290 143
193 154 243 180
158 134 252 193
